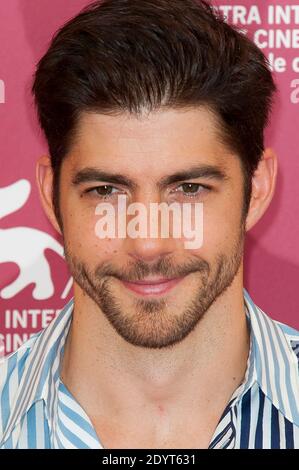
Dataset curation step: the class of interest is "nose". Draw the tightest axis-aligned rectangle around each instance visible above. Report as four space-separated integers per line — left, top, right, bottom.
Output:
127 238 174 264
123 191 181 263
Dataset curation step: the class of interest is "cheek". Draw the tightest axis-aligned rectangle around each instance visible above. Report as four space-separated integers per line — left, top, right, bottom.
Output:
61 204 124 262
199 196 242 253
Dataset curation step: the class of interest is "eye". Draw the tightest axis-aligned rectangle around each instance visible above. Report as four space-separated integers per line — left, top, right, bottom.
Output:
84 185 120 198
174 183 210 197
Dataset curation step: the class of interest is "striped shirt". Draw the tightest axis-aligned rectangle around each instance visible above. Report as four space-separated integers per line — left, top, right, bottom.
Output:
1 287 299 449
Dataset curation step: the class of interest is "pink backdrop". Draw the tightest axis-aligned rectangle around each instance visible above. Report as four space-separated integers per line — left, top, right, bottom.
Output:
0 0 298 356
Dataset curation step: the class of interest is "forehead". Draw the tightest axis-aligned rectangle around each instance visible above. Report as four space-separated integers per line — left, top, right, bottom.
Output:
67 107 239 176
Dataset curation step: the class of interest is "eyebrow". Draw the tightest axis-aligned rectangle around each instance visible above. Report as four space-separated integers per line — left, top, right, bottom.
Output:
71 164 229 190
157 165 229 189
72 168 139 190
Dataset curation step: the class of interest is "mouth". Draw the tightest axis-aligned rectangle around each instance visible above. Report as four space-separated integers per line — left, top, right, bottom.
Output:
120 276 186 296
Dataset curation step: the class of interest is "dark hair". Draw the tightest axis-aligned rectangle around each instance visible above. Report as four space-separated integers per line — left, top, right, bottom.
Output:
32 0 277 227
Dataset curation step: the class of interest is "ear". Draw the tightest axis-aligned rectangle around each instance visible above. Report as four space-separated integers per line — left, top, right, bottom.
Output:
245 148 278 232
36 155 62 235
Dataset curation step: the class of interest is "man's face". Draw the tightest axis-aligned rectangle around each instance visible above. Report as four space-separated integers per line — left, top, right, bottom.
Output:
58 107 246 349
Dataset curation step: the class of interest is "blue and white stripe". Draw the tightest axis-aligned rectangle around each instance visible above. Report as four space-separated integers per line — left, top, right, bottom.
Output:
1 287 299 449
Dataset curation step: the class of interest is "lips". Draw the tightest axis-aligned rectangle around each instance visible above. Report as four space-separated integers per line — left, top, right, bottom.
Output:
120 276 185 296
130 278 174 285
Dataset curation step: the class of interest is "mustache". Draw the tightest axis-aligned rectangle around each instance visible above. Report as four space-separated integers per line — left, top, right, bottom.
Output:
94 256 210 283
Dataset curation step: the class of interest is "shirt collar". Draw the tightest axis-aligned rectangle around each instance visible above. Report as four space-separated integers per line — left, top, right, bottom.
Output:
1 297 73 445
2 287 299 445
243 288 299 425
